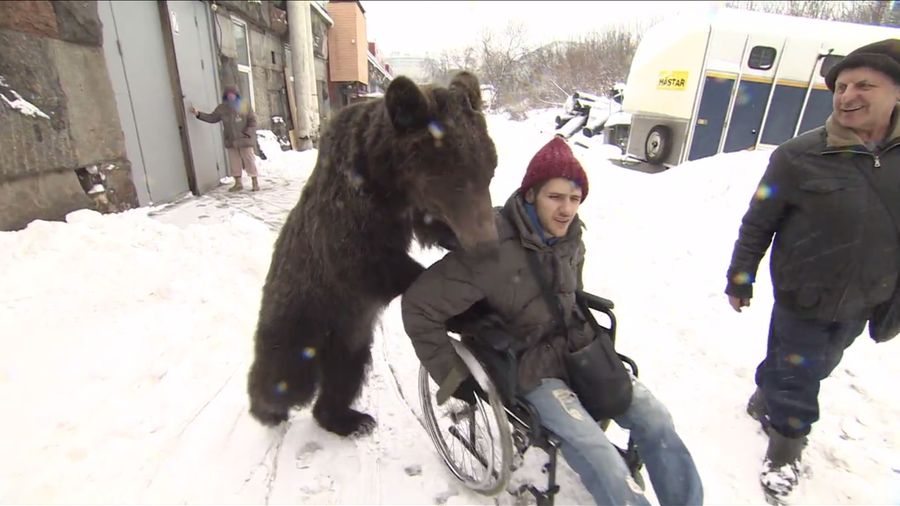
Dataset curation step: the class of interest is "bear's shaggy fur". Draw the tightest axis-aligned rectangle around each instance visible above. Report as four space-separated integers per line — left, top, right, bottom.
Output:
247 71 499 437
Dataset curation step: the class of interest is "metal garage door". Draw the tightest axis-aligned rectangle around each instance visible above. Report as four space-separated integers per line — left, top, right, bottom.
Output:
167 0 228 192
98 0 191 207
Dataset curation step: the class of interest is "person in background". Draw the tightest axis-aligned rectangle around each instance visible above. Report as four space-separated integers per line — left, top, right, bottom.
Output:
191 85 260 192
724 39 900 502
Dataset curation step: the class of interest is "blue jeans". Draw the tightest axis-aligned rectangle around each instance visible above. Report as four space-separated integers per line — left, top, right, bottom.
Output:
524 378 703 506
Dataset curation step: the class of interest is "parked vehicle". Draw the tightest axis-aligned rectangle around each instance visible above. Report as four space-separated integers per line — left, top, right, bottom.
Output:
618 7 900 168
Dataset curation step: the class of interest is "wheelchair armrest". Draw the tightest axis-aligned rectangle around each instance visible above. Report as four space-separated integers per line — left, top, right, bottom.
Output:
577 290 615 311
618 353 639 378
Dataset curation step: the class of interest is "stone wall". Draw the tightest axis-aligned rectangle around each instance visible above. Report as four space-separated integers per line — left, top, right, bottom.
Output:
213 1 291 131
0 0 137 231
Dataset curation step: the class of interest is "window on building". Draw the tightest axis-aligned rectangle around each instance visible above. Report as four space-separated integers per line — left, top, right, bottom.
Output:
747 46 777 71
311 12 328 59
232 18 255 110
819 54 844 78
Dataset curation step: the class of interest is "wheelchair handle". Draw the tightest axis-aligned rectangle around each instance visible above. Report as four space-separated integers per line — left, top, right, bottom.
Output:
577 290 615 311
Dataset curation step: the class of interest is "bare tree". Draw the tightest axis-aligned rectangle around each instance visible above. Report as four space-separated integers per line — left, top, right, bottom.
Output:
422 46 479 83
517 21 650 110
419 16 662 118
724 0 890 25
476 20 532 110
839 0 890 26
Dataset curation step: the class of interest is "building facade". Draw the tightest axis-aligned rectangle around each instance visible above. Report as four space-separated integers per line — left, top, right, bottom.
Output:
325 0 391 109
0 0 399 230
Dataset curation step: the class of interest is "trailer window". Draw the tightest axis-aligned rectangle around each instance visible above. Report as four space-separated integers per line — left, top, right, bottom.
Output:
747 46 777 71
819 55 845 78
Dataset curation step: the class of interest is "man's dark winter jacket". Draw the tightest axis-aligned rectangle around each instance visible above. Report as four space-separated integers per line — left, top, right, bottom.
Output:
726 108 900 322
402 192 592 396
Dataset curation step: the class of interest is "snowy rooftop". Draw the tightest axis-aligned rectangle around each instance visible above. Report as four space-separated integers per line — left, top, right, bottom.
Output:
0 112 897 504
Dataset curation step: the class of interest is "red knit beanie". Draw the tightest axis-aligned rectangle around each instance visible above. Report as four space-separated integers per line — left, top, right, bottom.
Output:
519 136 589 201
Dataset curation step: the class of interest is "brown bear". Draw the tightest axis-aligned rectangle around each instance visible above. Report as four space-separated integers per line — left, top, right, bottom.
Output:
247 71 500 437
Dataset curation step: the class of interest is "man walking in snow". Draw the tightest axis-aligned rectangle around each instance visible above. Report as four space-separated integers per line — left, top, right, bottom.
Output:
724 39 900 503
191 85 261 192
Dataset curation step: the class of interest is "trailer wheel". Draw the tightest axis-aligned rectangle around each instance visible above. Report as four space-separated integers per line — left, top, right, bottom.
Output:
644 125 673 166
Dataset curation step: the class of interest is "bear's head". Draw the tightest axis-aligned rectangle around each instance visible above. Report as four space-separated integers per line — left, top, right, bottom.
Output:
384 71 499 254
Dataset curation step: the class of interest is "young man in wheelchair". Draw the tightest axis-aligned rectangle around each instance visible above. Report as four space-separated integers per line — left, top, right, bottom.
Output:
401 136 703 506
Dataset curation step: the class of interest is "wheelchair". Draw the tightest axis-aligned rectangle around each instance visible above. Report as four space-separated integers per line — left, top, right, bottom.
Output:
417 291 644 506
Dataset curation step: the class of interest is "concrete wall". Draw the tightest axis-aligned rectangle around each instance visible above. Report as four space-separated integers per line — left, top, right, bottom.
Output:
213 1 290 131
0 0 137 232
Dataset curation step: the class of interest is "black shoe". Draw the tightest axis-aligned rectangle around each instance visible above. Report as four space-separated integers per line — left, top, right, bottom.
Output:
760 430 806 505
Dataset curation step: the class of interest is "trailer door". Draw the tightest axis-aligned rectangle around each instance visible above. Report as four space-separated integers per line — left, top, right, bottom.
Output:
722 34 784 153
687 75 734 161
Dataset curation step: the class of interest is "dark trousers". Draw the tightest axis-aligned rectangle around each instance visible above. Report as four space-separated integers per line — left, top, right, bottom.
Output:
754 304 866 438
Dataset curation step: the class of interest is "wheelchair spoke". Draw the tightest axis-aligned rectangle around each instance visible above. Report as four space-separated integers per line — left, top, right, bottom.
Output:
466 410 478 450
418 362 513 496
449 401 495 482
448 424 493 473
474 398 503 476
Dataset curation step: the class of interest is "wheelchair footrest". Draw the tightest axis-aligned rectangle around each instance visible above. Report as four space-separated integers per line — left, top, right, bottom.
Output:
518 484 559 506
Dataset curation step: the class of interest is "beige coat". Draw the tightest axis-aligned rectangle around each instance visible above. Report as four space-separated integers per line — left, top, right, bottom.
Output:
196 86 258 149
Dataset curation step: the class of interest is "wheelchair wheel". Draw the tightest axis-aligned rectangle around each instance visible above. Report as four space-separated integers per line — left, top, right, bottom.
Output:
418 342 514 496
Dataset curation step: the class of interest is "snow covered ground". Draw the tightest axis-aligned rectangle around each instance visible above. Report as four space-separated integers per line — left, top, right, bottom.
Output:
1 112 897 505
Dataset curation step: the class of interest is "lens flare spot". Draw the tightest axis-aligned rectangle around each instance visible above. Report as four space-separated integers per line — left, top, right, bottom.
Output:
732 271 752 285
735 88 754 106
347 171 364 189
428 120 445 140
786 353 806 366
755 184 773 200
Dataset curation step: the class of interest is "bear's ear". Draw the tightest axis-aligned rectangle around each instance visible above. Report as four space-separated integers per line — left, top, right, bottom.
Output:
385 76 431 133
449 71 483 111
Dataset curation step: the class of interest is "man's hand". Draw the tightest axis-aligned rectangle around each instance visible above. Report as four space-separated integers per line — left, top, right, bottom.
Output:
728 295 751 313
189 106 198 116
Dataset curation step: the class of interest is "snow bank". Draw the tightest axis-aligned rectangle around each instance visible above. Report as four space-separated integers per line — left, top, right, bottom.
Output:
255 130 319 180
0 209 276 502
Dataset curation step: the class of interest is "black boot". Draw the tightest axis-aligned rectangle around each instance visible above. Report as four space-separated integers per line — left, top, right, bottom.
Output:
760 430 806 505
746 387 770 432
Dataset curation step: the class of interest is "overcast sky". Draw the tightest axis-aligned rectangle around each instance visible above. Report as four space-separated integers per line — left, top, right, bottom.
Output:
361 1 719 56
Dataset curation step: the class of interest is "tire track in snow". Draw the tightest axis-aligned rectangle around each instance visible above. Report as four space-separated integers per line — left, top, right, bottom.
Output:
266 313 459 505
373 302 501 506
377 316 428 433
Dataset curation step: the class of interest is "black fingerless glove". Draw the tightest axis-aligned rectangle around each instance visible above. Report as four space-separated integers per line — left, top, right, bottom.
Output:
451 375 481 404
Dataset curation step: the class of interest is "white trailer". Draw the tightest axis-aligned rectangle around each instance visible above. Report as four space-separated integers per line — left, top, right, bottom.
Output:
619 7 900 167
